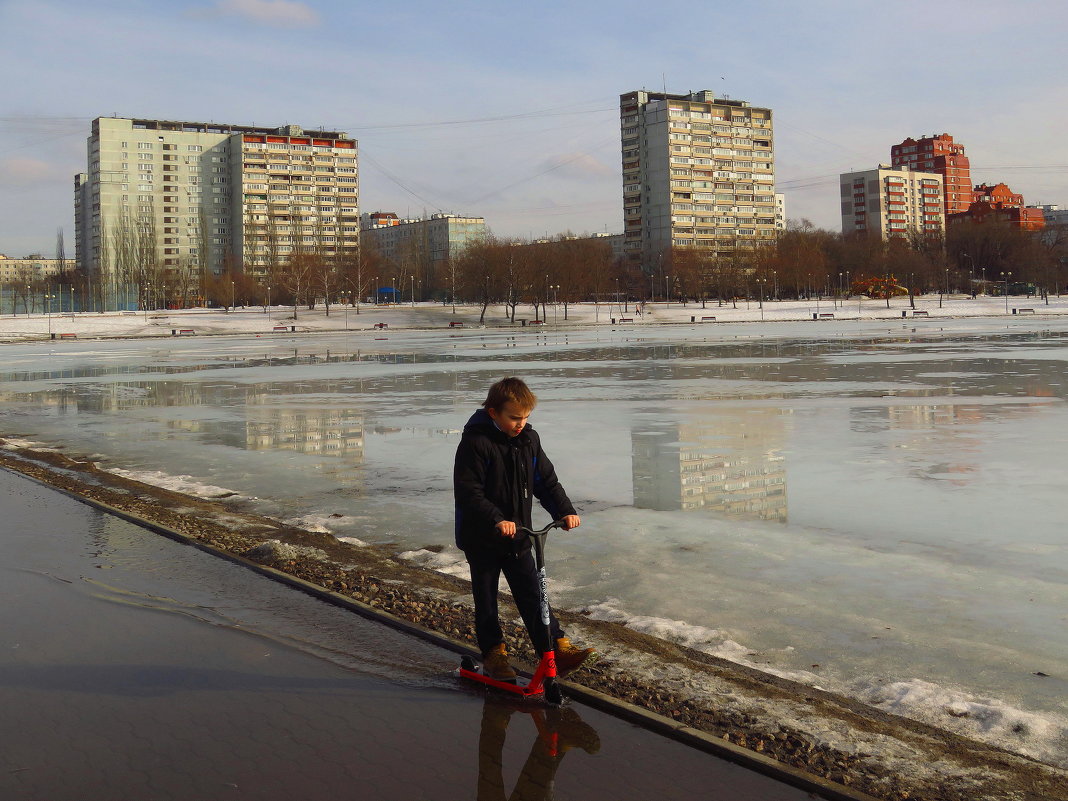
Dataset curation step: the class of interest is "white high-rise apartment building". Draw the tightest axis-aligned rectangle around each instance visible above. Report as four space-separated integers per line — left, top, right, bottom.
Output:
839 165 944 240
76 117 358 302
620 90 777 268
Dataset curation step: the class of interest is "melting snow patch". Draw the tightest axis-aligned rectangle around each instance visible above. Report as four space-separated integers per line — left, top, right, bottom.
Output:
2 437 58 452
337 536 368 547
246 539 329 563
104 467 240 499
852 678 1068 767
398 547 469 577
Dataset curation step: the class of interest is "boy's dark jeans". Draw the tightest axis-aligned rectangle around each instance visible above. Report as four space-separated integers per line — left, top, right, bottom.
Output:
465 546 565 656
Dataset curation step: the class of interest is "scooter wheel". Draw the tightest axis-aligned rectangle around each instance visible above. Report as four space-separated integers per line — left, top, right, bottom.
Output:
460 655 477 672
544 678 564 706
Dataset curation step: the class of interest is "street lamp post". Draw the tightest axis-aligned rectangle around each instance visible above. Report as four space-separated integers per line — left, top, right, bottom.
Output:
45 291 56 337
1001 271 1012 313
230 280 235 312
410 275 415 307
267 285 272 321
962 252 975 298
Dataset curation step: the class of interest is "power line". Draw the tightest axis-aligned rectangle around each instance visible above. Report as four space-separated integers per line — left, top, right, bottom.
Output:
468 136 618 205
359 147 444 213
338 105 616 134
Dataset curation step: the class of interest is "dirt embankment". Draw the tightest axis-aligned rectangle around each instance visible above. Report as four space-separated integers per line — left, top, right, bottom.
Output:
1 441 1064 801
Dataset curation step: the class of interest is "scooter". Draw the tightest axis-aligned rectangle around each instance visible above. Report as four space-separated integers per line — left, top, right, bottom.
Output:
459 519 566 706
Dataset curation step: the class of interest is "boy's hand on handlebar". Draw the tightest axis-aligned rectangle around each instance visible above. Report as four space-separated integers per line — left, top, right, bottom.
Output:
496 520 517 538
561 515 580 530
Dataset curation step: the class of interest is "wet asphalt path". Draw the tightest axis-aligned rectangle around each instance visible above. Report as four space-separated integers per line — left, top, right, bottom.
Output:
0 467 817 801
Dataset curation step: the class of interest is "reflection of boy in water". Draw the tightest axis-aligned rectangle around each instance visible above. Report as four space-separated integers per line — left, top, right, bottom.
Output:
476 698 600 801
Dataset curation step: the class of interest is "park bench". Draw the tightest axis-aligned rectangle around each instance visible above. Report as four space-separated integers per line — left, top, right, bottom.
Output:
449 321 464 328
273 325 294 332
617 317 633 323
373 322 388 329
913 310 929 317
814 312 834 320
690 315 717 322
529 320 544 325
1014 308 1036 315
172 328 195 336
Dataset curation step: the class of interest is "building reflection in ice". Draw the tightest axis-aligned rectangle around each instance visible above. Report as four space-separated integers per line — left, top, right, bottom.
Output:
632 407 788 522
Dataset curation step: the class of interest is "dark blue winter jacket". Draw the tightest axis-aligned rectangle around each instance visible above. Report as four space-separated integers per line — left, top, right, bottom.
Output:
453 408 576 555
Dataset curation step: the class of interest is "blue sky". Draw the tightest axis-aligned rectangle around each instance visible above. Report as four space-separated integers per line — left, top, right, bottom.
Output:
2 0 1066 257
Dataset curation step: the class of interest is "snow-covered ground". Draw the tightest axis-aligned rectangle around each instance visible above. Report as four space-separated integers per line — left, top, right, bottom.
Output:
0 293 1064 340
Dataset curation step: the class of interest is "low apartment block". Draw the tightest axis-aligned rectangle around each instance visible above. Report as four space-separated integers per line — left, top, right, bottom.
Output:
840 165 944 239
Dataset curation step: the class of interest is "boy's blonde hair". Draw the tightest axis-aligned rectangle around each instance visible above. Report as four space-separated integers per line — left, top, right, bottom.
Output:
482 377 537 412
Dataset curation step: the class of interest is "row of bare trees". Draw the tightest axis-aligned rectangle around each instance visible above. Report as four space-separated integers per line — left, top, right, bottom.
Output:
62 199 1068 316
450 235 618 323
657 219 1068 306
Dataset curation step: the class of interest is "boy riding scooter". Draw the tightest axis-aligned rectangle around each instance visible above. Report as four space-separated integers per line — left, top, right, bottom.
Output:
454 378 595 681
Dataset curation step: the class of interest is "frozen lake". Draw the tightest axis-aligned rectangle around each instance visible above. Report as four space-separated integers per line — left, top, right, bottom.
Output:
1 317 1066 763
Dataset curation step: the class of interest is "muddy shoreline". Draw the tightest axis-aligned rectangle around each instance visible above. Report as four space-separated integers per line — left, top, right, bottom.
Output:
2 440 1064 801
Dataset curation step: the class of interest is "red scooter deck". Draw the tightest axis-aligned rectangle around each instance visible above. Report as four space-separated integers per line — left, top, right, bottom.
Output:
458 520 566 706
459 649 561 703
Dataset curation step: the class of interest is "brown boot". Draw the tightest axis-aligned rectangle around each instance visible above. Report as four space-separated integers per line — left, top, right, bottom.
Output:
482 643 517 681
554 637 595 676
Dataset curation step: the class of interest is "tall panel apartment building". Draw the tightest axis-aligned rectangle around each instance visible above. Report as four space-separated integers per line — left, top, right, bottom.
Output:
840 165 944 239
76 117 358 301
890 134 971 217
620 90 777 268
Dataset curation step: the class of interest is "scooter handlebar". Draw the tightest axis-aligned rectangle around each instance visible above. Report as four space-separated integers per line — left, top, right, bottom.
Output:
516 519 568 537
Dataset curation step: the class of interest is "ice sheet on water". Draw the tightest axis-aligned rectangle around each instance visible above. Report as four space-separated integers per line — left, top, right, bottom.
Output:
3 321 1068 767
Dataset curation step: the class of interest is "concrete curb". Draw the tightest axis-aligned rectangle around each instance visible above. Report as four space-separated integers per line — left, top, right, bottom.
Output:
9 465 881 801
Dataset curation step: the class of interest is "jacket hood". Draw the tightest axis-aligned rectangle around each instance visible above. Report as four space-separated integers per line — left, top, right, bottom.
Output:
463 408 533 443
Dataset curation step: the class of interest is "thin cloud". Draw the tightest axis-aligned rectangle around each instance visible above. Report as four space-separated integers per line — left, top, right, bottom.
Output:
212 0 320 27
0 157 65 186
540 152 615 181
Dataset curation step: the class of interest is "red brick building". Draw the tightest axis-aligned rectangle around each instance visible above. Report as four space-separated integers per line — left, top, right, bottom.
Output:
890 134 972 216
948 183 1045 230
